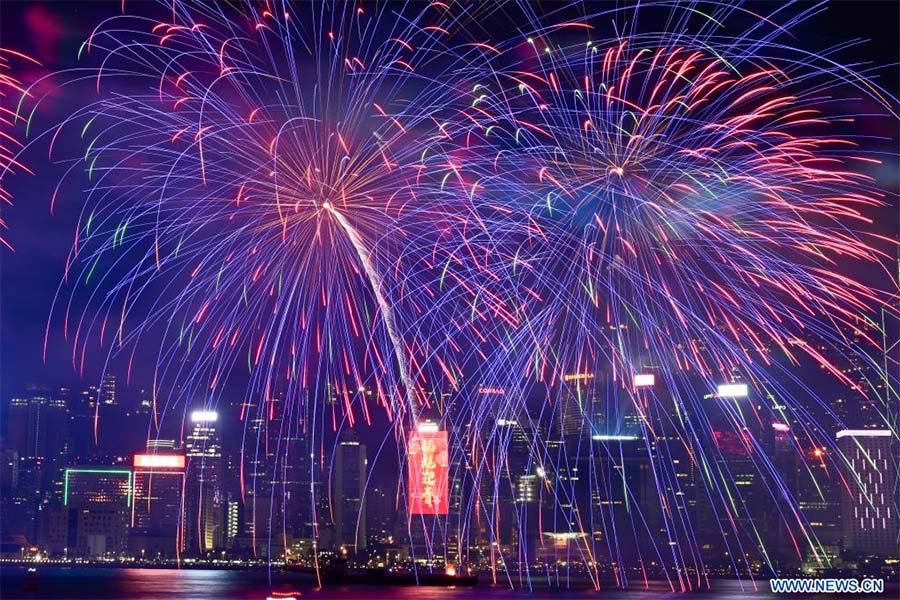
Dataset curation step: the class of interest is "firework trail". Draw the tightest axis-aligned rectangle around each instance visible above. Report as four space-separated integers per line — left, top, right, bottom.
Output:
30 0 497 420
0 48 41 250
12 0 899 588
323 200 417 409
434 2 898 588
25 0 511 560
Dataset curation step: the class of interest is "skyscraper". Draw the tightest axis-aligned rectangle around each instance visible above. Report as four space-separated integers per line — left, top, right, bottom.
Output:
69 384 99 460
130 452 186 558
837 429 897 557
496 417 531 476
99 374 118 406
63 467 132 558
366 485 395 546
514 471 542 564
5 385 69 541
334 430 367 553
184 410 223 555
234 400 284 558
590 435 658 564
557 373 594 439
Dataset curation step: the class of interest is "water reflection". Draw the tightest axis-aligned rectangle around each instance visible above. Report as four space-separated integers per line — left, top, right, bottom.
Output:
2 567 878 599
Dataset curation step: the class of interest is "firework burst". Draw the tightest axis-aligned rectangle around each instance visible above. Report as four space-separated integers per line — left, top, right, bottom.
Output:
14 0 899 588
441 13 897 587
0 48 41 251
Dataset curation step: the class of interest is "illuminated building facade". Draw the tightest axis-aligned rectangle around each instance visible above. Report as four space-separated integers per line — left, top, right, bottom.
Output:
837 429 897 557
184 410 223 554
63 467 132 558
408 423 449 515
130 453 185 558
334 430 367 553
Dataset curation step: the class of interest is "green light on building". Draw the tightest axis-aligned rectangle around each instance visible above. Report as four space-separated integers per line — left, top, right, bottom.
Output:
63 468 133 507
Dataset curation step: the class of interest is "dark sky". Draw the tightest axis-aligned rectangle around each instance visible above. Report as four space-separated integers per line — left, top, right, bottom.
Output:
1 0 898 402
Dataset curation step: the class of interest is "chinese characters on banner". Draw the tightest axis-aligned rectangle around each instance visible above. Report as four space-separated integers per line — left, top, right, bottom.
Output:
408 429 449 515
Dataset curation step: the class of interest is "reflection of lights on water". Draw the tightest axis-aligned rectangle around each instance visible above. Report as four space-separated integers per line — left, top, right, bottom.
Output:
267 591 302 599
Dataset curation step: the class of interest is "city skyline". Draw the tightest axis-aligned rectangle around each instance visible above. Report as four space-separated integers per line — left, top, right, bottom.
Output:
2 334 896 575
1 0 898 596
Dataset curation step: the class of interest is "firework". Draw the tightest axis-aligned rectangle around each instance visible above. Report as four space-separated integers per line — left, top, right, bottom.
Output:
37 0 491 417
0 48 40 251
30 0 512 560
440 9 897 588
17 0 898 589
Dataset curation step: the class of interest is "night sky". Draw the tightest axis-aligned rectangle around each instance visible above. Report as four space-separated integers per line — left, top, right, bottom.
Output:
0 4 898 582
1 0 898 402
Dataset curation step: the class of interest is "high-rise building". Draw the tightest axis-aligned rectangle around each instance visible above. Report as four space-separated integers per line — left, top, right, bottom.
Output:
7 393 43 543
7 386 68 482
7 386 49 458
69 384 99 460
5 385 69 541
837 429 897 557
63 467 132 558
130 452 186 558
1 449 18 490
100 374 118 406
706 427 768 567
496 417 530 476
513 471 543 563
184 410 223 555
65 375 125 459
794 443 842 569
366 485 395 545
270 403 306 546
556 373 594 439
232 399 285 558
222 451 245 553
334 430 367 553
44 389 70 503
589 434 662 567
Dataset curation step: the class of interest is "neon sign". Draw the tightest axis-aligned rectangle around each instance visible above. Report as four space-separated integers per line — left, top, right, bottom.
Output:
408 427 449 515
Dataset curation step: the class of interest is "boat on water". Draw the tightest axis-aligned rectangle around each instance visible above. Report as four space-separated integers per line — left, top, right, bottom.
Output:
285 560 478 587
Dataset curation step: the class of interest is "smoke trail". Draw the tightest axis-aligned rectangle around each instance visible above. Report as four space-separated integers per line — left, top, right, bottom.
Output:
322 202 418 421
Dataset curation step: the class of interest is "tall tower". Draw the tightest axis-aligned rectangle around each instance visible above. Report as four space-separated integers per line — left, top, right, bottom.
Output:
130 452 186 559
334 430 367 553
837 429 897 557
6 385 69 541
99 374 118 406
184 410 223 554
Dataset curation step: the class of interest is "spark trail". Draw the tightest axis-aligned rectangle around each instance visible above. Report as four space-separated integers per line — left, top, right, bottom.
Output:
322 201 417 421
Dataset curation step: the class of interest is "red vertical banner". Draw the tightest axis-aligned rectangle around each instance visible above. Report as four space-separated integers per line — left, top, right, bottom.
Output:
408 428 449 515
